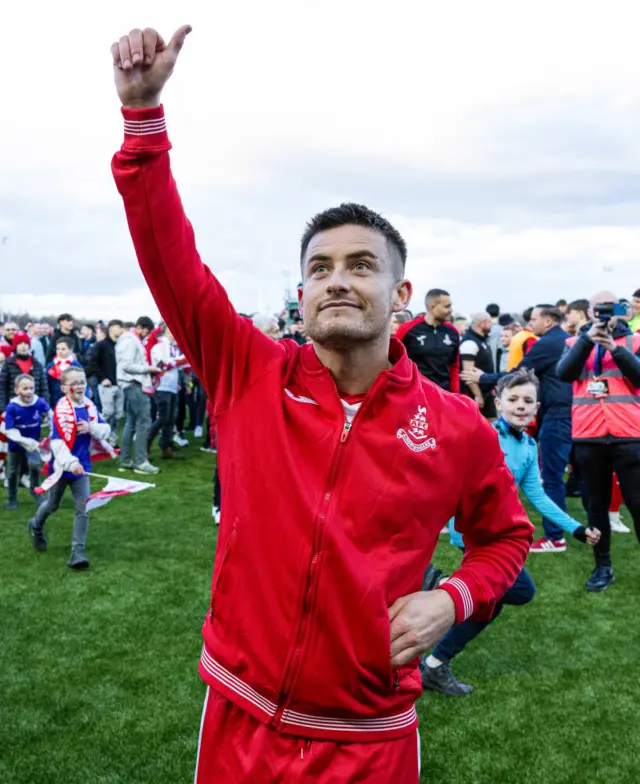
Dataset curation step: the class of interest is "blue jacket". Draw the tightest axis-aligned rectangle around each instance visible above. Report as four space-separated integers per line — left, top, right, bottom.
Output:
450 418 581 547
481 325 573 422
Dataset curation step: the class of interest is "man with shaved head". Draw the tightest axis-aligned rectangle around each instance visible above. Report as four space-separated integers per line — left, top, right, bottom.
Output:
557 290 640 592
459 312 496 418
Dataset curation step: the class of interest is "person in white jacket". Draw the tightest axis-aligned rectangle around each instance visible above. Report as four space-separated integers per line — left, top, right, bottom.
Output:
149 326 184 460
115 316 160 475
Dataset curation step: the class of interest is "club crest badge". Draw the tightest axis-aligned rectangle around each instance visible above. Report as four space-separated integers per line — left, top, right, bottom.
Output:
397 405 437 452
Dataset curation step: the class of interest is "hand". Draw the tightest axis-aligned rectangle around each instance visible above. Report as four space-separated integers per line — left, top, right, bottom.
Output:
475 394 485 409
587 323 617 352
460 367 483 385
76 420 91 434
111 25 192 108
148 366 163 375
101 379 112 387
71 463 85 476
389 590 456 668
586 527 601 546
24 438 39 453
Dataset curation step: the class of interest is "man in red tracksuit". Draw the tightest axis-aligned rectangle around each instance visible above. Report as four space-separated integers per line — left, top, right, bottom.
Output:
111 26 533 783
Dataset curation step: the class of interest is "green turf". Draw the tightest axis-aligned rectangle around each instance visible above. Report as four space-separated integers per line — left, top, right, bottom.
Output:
1 445 638 783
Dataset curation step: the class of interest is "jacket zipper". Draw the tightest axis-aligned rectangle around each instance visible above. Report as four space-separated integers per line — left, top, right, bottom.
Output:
273 397 362 724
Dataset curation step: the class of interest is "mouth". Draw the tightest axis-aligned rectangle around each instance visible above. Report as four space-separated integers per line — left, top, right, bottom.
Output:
319 301 360 311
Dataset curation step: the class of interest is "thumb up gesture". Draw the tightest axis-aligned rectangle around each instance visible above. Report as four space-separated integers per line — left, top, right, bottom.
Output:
111 26 192 108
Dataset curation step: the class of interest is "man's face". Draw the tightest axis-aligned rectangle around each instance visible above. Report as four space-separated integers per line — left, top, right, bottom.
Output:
496 382 539 431
15 341 30 357
565 308 586 332
477 317 493 337
4 323 17 342
56 342 71 360
80 326 92 340
62 372 86 404
430 296 453 322
59 318 73 334
16 378 35 404
137 326 151 339
529 308 551 337
109 325 124 342
299 225 411 350
633 296 640 317
500 329 514 348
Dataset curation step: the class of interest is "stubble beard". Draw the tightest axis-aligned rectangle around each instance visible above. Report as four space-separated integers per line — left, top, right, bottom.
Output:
306 308 391 351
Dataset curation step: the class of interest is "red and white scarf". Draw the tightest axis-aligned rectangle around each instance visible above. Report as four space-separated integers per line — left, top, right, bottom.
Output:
53 395 98 451
48 356 75 380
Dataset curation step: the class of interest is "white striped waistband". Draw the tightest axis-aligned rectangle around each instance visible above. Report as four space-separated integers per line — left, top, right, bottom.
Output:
199 647 418 733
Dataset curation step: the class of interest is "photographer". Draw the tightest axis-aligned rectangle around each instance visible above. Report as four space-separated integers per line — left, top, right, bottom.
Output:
557 291 640 592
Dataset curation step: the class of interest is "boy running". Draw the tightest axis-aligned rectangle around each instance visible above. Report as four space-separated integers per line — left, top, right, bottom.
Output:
29 368 111 569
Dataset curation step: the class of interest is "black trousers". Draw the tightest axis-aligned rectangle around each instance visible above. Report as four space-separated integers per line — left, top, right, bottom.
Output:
574 441 640 566
149 391 178 450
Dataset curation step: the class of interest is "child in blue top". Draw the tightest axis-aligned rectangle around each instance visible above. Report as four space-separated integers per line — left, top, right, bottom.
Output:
421 368 600 697
4 373 51 510
29 367 110 570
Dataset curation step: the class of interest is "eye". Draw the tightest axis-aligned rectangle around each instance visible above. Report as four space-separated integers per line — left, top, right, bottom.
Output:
311 263 328 275
354 261 371 272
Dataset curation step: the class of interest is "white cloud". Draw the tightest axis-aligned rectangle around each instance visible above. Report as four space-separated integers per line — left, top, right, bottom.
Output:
3 0 640 320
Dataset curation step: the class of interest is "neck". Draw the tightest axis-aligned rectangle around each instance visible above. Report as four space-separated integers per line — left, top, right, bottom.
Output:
313 335 392 395
424 313 441 328
502 416 525 433
471 326 486 338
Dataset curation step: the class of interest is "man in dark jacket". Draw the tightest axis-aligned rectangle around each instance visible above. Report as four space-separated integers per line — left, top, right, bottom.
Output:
45 313 84 364
0 332 49 412
94 320 125 445
462 304 573 551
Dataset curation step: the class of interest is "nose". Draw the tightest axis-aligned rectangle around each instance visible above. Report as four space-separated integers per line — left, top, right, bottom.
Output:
324 266 351 294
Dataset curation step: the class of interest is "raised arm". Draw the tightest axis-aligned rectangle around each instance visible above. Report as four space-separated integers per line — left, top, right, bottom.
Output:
110 26 282 415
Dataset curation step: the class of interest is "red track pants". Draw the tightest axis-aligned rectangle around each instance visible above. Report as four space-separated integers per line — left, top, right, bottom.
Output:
194 688 421 783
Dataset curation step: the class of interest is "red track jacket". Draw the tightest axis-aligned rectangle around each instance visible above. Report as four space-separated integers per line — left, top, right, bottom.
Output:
112 106 533 743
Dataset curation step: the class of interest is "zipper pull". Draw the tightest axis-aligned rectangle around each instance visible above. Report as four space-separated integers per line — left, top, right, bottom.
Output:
340 421 352 442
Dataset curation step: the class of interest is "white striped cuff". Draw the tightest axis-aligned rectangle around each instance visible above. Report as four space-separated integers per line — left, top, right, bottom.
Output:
442 577 475 621
123 116 167 137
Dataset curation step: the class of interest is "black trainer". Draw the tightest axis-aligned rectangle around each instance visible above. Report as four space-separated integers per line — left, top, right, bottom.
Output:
420 660 473 696
585 566 615 593
28 519 48 552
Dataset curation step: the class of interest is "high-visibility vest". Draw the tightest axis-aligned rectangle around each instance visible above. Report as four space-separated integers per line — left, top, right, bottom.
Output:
568 333 640 440
507 329 537 371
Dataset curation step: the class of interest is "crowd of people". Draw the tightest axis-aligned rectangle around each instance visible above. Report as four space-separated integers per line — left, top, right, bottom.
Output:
2 290 639 578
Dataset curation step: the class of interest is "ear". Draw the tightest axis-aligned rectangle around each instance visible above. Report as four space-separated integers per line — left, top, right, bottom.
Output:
392 280 413 313
297 286 304 317
495 395 503 412
535 401 541 414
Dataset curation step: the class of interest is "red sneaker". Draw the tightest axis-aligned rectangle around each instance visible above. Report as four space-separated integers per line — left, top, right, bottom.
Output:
530 537 567 553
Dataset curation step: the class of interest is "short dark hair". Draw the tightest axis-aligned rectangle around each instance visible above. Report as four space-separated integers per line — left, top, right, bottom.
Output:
58 313 73 322
82 323 95 334
633 288 640 299
136 316 155 331
498 313 515 327
486 303 500 318
556 299 568 308
56 336 73 348
108 319 124 329
425 288 450 306
567 298 589 318
300 203 407 275
522 307 534 324
535 304 564 324
496 367 540 398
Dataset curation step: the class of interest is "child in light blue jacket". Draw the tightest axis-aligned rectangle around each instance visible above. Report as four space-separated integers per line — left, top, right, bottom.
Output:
421 368 600 696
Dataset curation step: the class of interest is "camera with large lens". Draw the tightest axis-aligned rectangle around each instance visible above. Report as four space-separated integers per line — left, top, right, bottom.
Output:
593 302 627 323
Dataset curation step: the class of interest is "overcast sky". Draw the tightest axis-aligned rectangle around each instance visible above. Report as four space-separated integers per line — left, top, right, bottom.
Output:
3 0 640 321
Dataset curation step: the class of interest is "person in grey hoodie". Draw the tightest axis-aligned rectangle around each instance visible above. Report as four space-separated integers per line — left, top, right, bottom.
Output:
116 316 160 475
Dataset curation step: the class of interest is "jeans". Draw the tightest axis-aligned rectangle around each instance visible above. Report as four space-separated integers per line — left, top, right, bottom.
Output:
149 391 178 450
7 450 41 504
430 568 536 662
89 377 102 412
120 384 152 466
538 417 573 541
98 384 124 444
34 475 91 558
574 442 640 567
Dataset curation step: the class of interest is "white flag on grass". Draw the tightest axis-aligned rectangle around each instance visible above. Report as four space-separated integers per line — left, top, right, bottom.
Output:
86 476 156 511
